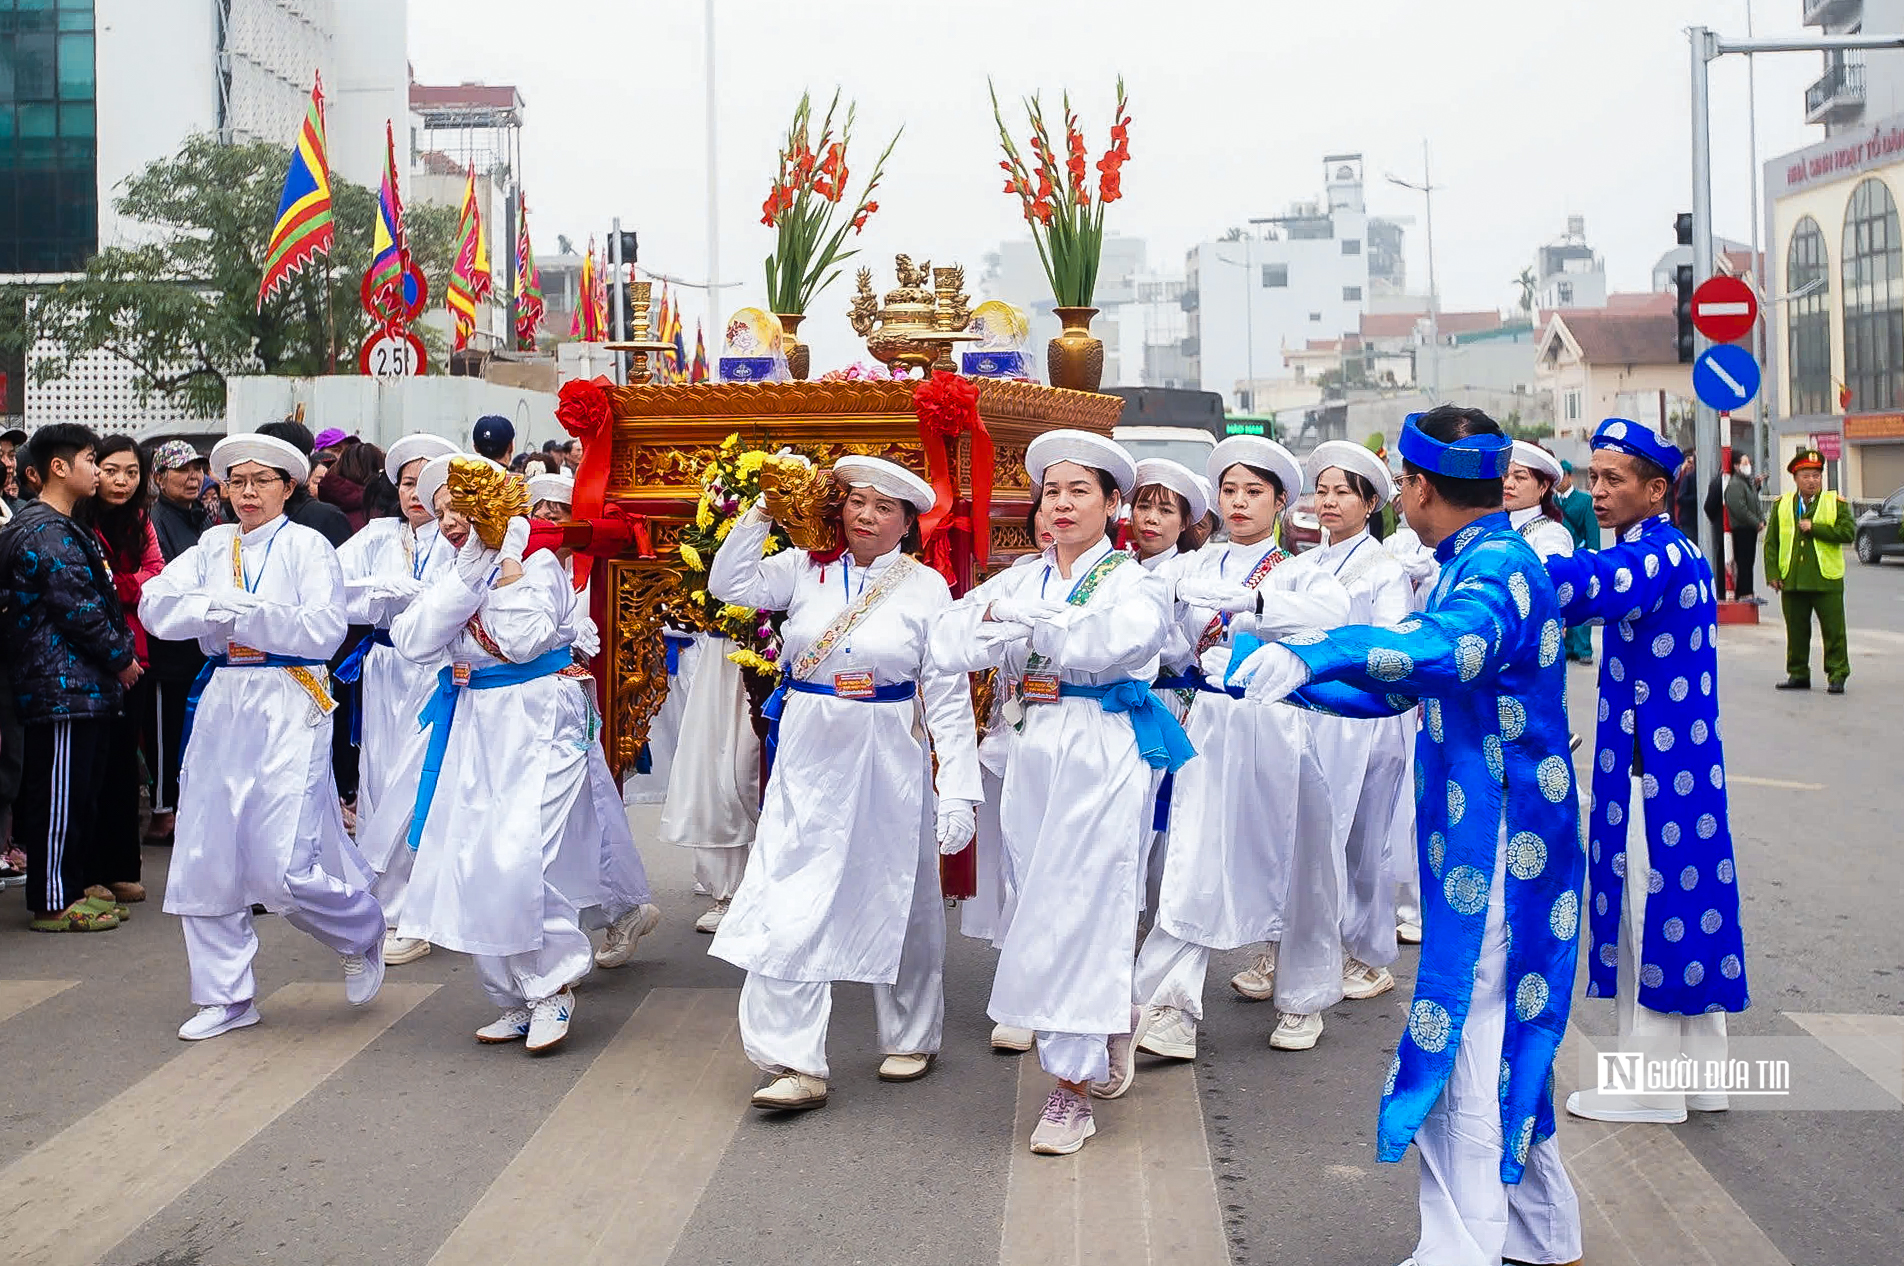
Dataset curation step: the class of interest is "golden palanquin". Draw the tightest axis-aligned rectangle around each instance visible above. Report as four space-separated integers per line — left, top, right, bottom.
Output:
597 379 1124 772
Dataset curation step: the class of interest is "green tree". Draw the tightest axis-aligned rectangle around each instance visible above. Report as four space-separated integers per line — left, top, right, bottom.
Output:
1514 265 1538 316
0 134 461 418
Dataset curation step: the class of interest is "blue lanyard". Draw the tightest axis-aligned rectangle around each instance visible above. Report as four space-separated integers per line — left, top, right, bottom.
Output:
411 525 436 580
241 522 287 593
1331 535 1369 576
840 556 870 656
1041 551 1102 600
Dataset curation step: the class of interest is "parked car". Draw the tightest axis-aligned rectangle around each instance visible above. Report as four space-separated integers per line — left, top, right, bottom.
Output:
1854 486 1904 564
1283 493 1322 553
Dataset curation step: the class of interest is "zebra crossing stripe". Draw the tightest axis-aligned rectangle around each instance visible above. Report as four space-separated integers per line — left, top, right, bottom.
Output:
0 981 436 1266
429 987 753 1266
0 980 77 1027
999 1054 1229 1266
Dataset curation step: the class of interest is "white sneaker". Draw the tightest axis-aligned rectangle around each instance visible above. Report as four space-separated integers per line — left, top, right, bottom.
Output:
1028 1086 1096 1155
751 1071 828 1110
341 944 385 1007
1564 1089 1686 1124
476 1007 533 1043
1342 957 1396 1000
177 1001 260 1041
1135 1005 1197 1060
525 988 577 1052
382 933 431 966
1230 945 1277 1001
1270 1011 1324 1050
1091 1009 1144 1100
990 1023 1035 1053
595 902 661 968
877 1053 935 1082
1396 921 1423 945
693 898 730 934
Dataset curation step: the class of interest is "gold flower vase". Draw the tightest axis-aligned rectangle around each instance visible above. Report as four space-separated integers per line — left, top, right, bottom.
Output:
1047 306 1103 393
777 313 810 381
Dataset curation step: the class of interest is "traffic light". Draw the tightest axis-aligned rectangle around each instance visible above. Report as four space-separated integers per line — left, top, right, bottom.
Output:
1675 212 1693 246
1674 263 1695 363
617 230 638 265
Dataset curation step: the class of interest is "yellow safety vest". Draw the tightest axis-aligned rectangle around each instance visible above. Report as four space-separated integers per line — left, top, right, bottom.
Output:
1776 489 1844 581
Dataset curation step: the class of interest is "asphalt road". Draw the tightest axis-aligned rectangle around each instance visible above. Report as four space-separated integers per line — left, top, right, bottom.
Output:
0 560 1897 1266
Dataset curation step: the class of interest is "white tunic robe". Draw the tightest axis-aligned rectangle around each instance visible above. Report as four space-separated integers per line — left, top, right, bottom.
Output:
140 517 370 916
624 631 701 804
1151 539 1348 1011
337 518 454 875
706 513 980 984
1510 506 1575 561
930 538 1172 1035
1279 530 1415 966
390 551 596 957
656 638 761 851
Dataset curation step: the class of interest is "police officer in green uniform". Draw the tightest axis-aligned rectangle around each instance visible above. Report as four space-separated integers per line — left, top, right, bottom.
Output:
1557 459 1601 663
1765 447 1856 694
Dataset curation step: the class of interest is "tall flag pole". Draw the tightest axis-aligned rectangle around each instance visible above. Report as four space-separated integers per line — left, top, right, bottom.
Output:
257 71 335 312
690 318 710 383
669 291 689 383
514 192 544 351
571 237 608 341
364 120 408 317
445 165 493 351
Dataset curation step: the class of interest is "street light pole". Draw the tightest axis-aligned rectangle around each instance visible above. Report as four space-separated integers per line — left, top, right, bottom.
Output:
1386 145 1440 402
704 0 724 337
1213 243 1258 413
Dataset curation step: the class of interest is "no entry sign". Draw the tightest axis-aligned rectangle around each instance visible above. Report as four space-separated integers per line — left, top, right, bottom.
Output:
1691 275 1758 344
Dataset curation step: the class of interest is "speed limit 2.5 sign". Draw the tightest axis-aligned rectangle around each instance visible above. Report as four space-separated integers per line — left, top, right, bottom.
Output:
359 327 427 378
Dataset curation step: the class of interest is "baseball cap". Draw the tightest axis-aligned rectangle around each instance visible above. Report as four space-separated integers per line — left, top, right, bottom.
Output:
472 415 515 459
151 439 208 473
0 427 26 446
312 427 351 451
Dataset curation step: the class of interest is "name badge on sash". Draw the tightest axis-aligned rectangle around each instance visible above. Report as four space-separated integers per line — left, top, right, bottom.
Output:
452 661 472 687
226 642 265 665
1021 672 1061 705
832 670 875 700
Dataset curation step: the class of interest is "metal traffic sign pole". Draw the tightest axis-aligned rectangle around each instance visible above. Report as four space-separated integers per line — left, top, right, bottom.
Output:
1687 24 1904 549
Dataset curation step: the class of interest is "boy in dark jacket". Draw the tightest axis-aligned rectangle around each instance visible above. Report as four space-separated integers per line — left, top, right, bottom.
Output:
0 424 139 930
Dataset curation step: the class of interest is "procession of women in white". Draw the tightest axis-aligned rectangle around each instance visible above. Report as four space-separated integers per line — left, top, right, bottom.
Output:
137 405 1751 1266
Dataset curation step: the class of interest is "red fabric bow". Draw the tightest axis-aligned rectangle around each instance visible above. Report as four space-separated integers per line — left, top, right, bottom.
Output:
911 372 992 591
556 375 615 588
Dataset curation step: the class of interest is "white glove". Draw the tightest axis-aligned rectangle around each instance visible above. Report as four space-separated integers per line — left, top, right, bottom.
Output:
207 588 265 619
1176 579 1258 614
573 615 602 659
377 575 427 604
1236 643 1312 704
975 619 1033 648
455 532 492 587
498 516 532 566
986 597 1068 626
936 799 978 855
1197 644 1233 682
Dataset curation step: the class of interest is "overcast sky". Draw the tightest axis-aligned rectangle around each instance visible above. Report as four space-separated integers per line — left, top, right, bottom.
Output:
410 0 1829 368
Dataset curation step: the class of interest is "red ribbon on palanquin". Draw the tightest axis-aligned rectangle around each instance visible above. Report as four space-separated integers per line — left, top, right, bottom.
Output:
911 371 993 592
556 375 616 590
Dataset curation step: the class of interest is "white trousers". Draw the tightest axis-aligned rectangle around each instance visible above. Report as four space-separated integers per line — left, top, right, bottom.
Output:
736 828 945 1078
1036 1031 1108 1085
471 827 593 1009
694 845 750 902
181 854 384 1007
1574 777 1729 1115
1133 926 1211 1021
371 840 415 932
1412 826 1582 1266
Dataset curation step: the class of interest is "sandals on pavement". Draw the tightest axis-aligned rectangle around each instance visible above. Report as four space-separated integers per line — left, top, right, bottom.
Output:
80 890 130 922
30 902 120 933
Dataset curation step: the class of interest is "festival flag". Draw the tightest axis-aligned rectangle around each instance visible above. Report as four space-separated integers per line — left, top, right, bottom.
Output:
256 72 335 310
445 165 493 349
514 193 544 350
571 238 608 341
669 293 690 383
690 319 709 383
364 120 407 317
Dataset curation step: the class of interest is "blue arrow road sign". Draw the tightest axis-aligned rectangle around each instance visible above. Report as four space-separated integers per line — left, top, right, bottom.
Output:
1693 343 1761 412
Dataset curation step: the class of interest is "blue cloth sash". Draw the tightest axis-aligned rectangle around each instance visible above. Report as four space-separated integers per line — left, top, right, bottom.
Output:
406 646 573 852
663 631 694 676
760 674 918 776
334 628 395 746
1058 679 1195 773
180 653 328 755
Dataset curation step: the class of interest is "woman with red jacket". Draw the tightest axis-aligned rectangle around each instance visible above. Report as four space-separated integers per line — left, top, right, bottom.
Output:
88 435 164 903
